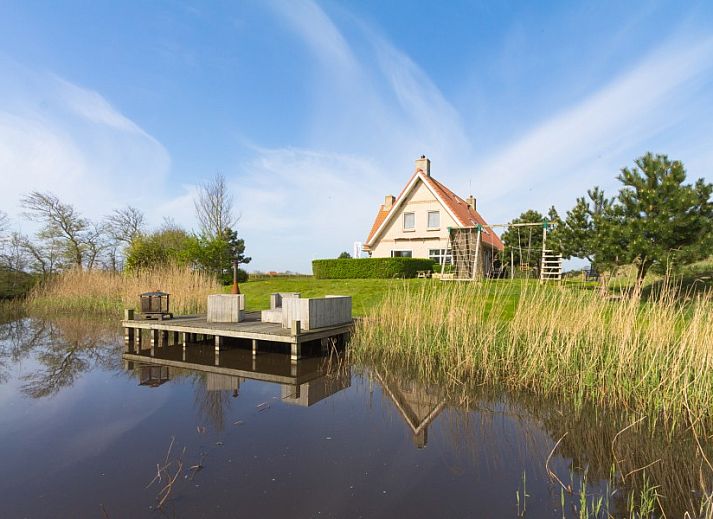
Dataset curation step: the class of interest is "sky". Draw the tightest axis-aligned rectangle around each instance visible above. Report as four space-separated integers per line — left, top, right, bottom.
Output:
0 0 712 273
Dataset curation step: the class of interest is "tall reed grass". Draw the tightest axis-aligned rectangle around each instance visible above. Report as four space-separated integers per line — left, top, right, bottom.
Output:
26 266 222 316
351 280 713 429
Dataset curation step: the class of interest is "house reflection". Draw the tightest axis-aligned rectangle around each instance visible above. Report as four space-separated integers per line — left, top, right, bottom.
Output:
374 371 446 448
123 343 350 408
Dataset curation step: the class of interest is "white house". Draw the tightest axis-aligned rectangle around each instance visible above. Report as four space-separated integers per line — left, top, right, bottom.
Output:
363 156 504 266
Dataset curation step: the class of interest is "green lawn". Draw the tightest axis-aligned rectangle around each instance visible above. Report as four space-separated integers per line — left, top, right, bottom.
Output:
233 277 427 316
233 277 567 317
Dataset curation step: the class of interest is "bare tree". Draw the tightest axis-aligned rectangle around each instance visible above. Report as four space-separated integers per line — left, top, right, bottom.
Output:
105 206 145 245
21 191 88 269
15 233 62 278
0 210 10 267
84 222 110 271
0 210 8 236
194 173 236 238
0 233 29 273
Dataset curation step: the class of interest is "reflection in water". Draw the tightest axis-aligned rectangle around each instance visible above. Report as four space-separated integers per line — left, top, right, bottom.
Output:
123 343 351 431
373 369 445 448
0 315 121 396
0 314 712 517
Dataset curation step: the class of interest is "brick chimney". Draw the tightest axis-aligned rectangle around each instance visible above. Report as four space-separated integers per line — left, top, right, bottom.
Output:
415 155 430 176
466 195 476 211
384 195 395 209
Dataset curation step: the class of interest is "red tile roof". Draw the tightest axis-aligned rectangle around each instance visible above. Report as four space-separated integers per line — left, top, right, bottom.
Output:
423 175 504 250
365 168 504 251
365 207 389 246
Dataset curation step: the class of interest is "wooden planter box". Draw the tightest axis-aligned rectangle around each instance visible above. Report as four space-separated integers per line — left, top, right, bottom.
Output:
207 294 245 323
282 295 352 331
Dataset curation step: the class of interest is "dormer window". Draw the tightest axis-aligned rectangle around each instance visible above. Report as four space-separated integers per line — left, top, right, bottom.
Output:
427 211 440 229
403 212 415 230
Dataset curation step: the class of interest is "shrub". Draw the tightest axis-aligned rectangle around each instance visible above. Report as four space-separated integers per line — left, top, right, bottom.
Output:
312 258 437 279
220 268 248 285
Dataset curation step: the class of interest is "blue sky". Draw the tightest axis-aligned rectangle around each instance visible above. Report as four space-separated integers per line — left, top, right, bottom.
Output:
1 1 712 272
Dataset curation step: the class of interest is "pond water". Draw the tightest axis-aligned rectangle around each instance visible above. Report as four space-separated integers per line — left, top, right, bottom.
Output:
0 315 710 518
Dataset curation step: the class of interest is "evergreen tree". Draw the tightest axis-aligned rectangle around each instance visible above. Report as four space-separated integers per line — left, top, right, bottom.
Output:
616 153 712 281
555 153 713 283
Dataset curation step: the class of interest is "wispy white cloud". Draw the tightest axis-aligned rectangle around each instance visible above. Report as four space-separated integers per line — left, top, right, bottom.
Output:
267 0 356 72
229 1 476 270
473 37 713 219
233 147 387 271
0 62 170 226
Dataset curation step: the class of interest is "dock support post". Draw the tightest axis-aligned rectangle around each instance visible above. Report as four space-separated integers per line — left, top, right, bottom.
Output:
181 332 187 348
290 342 301 363
150 329 159 356
123 309 135 351
124 327 134 351
134 329 142 353
214 335 223 352
172 331 180 345
252 339 257 357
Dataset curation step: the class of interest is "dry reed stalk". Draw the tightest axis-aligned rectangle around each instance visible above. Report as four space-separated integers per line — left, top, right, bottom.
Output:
26 266 222 316
351 279 713 432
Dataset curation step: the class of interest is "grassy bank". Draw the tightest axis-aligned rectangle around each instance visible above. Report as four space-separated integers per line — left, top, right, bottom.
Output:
350 280 713 429
26 266 222 316
236 277 430 316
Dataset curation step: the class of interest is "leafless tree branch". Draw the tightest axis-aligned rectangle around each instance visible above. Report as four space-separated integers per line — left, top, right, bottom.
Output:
194 173 236 238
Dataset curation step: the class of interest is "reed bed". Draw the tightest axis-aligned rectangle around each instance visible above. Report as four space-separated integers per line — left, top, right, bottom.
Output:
351 280 713 429
26 266 222 316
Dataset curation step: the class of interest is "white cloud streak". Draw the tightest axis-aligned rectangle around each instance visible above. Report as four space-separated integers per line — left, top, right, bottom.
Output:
474 37 713 215
0 62 170 226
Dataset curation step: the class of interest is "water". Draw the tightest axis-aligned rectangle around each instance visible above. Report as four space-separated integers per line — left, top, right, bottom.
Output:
0 315 709 518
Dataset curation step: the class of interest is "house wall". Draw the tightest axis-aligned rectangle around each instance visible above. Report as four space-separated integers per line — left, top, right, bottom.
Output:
370 178 458 260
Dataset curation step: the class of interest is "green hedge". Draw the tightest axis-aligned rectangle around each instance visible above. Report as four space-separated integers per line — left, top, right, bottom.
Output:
312 258 438 279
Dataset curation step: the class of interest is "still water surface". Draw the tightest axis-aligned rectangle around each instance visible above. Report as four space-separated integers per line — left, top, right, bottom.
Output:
0 315 707 518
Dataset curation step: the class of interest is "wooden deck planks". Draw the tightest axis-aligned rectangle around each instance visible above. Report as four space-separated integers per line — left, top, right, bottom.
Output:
122 311 353 345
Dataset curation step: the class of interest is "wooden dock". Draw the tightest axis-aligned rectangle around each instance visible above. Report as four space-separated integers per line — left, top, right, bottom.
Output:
122 311 353 361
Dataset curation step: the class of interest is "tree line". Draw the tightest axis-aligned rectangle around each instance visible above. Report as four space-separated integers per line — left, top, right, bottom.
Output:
0 173 251 285
502 153 712 284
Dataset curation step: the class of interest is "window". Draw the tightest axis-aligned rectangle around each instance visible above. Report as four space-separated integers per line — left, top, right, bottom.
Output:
429 248 452 265
403 212 415 230
391 250 412 258
427 211 440 229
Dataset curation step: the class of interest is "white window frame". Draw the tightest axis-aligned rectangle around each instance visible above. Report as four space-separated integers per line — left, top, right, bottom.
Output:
428 248 452 265
402 212 415 231
391 250 413 258
427 211 440 230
